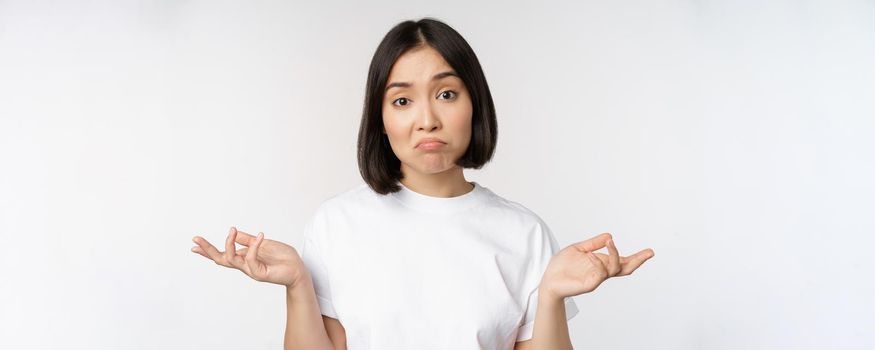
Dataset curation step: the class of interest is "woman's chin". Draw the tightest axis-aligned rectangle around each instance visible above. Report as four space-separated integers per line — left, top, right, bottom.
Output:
405 160 457 175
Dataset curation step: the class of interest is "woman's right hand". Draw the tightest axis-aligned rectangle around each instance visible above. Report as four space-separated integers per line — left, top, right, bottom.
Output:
191 227 309 287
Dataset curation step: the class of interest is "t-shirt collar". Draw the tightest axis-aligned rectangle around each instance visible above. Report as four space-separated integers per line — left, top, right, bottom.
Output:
390 181 488 214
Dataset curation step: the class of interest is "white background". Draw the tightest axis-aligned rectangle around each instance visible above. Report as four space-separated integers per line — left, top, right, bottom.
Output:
1 0 873 349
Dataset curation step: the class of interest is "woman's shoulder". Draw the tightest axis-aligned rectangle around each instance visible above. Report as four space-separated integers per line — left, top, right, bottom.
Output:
311 182 377 216
479 186 549 228
312 182 548 226
302 183 374 238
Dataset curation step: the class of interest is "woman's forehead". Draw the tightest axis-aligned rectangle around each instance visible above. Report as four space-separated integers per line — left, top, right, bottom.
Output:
387 46 455 83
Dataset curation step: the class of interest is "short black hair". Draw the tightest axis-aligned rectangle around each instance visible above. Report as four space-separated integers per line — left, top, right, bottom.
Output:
357 17 498 195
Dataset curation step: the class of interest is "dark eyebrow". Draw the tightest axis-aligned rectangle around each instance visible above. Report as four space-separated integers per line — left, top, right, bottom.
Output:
385 71 459 92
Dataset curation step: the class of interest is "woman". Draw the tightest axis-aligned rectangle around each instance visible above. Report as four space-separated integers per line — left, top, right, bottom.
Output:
191 18 655 350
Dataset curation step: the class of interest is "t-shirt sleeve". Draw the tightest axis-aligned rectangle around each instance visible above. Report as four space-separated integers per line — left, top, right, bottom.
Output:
516 219 580 342
298 210 338 319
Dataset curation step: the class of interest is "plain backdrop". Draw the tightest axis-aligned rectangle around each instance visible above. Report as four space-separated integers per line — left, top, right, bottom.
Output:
1 0 873 349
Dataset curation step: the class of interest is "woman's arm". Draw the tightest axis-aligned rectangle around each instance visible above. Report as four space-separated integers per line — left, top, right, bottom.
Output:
284 273 337 350
528 292 573 350
532 233 655 350
192 228 340 349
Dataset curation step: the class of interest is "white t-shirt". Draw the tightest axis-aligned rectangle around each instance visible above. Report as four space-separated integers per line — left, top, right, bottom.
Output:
299 181 578 350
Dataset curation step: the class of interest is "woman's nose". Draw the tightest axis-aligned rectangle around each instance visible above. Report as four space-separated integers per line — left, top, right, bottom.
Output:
415 104 441 131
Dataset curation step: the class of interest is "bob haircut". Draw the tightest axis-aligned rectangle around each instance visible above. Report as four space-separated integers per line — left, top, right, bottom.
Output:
357 18 498 195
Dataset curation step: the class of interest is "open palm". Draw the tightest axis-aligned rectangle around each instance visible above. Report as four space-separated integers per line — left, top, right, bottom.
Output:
540 233 654 299
191 227 308 287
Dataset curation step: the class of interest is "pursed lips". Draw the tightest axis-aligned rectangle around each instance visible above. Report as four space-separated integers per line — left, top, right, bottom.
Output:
415 138 446 149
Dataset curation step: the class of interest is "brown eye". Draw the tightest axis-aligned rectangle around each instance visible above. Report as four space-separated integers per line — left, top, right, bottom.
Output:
393 97 409 106
438 90 457 100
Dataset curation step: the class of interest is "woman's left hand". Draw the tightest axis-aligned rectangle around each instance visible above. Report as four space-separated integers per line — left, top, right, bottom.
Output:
539 233 655 300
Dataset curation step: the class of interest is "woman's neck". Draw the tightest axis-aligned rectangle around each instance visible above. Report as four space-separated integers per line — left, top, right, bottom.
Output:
398 165 473 198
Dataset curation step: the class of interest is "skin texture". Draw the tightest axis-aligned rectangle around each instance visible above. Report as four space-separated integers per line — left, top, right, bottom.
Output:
190 43 656 350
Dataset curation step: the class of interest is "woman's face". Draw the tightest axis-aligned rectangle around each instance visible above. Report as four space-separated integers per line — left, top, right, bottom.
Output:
382 45 473 177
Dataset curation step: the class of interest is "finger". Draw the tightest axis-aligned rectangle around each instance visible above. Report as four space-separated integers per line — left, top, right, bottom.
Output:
191 246 209 259
606 238 621 277
245 232 266 280
618 249 655 276
572 232 612 252
192 236 229 266
618 247 655 264
618 248 655 264
234 229 259 247
224 227 242 267
592 252 610 266
236 247 249 257
586 251 609 280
